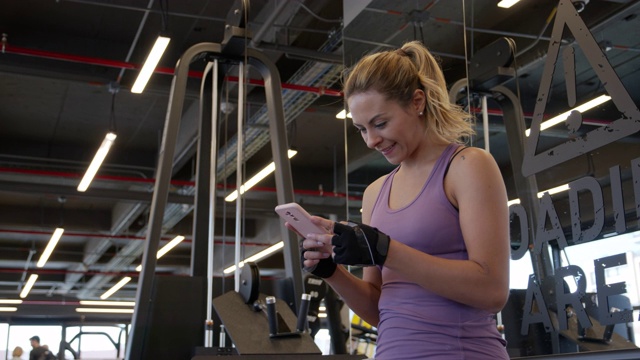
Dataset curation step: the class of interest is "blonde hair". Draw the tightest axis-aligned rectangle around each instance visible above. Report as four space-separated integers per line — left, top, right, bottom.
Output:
343 41 474 143
12 346 24 356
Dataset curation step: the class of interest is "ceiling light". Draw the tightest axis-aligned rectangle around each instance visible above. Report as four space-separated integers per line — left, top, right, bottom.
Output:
77 132 117 192
135 235 185 271
497 0 521 8
336 109 351 119
223 241 284 274
0 299 23 305
0 307 18 312
100 276 132 300
157 235 185 258
525 95 611 136
131 35 171 94
20 274 38 299
507 184 571 206
539 184 570 196
36 227 64 268
225 150 298 202
79 300 135 307
76 308 134 314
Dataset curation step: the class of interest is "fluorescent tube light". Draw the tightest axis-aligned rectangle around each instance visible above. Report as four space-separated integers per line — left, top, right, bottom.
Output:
135 235 185 271
79 300 135 307
36 227 64 268
157 235 185 258
76 308 134 314
540 184 570 196
100 276 132 300
336 109 351 119
131 35 171 94
77 132 117 192
497 0 521 8
507 184 571 206
0 299 23 305
225 150 298 202
0 307 18 312
223 241 284 274
525 95 611 136
20 274 38 298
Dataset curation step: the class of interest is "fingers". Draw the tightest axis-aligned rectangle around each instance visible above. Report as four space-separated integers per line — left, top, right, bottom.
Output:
301 238 332 260
302 257 319 268
310 216 334 233
284 222 303 237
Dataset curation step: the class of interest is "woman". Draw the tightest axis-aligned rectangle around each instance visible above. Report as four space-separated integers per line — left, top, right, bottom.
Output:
12 346 24 360
299 41 510 359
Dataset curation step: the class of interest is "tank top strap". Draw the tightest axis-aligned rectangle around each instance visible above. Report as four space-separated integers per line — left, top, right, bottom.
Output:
371 166 399 215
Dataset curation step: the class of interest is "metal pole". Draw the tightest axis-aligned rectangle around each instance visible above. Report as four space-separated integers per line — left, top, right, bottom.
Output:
234 61 245 292
205 59 220 347
481 95 490 152
246 48 301 310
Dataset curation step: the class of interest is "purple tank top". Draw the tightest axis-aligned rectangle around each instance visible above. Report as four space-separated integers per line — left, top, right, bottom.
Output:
370 143 508 360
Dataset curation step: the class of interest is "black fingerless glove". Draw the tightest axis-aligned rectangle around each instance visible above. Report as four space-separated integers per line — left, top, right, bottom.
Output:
301 245 337 278
331 221 391 266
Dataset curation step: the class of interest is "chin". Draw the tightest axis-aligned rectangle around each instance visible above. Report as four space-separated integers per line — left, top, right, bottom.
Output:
384 156 402 166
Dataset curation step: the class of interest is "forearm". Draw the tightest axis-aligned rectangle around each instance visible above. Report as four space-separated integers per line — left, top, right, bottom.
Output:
384 240 509 313
324 265 381 326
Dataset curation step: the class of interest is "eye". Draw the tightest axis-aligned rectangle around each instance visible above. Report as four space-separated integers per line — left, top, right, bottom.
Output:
354 126 366 134
374 121 386 129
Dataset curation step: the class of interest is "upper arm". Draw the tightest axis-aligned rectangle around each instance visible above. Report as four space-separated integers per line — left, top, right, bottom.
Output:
446 148 510 289
360 175 386 286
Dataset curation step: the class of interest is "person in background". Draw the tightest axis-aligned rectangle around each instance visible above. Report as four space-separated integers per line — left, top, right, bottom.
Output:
11 346 24 360
298 41 510 359
28 336 54 360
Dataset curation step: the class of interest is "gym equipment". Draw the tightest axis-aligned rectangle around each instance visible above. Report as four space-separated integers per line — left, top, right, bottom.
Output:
211 263 320 355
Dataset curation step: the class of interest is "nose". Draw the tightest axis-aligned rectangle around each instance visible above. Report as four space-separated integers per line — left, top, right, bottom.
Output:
364 131 381 149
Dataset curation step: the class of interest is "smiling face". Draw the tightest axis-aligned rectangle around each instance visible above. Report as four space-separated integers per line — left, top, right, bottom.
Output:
348 90 427 165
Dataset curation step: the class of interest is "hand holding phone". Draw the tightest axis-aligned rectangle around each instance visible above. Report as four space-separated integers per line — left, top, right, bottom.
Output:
275 202 337 278
274 202 329 237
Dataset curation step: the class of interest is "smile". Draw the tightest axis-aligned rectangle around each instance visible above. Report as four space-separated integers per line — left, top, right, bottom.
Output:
378 143 396 156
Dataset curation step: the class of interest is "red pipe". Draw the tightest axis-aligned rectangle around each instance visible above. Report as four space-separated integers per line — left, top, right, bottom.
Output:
0 228 273 247
3 44 343 96
0 167 360 200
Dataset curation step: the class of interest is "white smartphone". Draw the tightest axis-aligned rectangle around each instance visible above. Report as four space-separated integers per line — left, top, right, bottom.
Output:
274 202 329 236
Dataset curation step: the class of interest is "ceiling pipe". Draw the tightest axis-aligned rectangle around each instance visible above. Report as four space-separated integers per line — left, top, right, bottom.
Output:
3 44 343 96
250 0 291 48
0 167 357 199
60 0 227 22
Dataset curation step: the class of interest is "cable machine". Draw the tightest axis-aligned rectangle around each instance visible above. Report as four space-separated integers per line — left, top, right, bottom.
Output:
125 1 305 358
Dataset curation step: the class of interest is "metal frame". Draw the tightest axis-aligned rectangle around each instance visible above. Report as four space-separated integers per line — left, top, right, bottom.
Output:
126 41 300 359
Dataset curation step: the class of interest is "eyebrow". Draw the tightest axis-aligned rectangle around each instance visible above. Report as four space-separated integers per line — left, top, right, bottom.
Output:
354 113 385 127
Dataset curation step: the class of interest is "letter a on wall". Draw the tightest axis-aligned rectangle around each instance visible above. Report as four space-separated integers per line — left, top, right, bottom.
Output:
522 0 640 177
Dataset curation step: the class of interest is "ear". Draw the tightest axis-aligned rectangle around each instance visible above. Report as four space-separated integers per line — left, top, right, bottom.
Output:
411 89 426 114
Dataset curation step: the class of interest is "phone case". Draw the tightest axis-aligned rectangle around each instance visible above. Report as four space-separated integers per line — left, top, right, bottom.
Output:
274 202 328 236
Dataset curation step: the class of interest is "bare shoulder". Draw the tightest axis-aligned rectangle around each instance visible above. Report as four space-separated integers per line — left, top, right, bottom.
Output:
446 146 506 206
450 146 500 176
361 174 388 223
364 174 387 198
